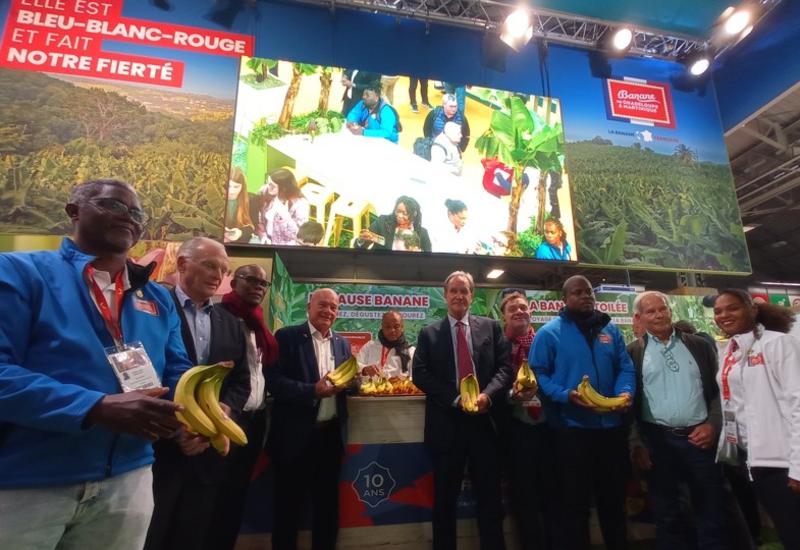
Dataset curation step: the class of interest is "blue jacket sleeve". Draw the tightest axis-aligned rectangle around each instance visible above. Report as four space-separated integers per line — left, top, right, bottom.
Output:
363 105 398 142
160 296 192 399
529 330 571 403
0 256 104 434
345 101 363 124
264 327 317 406
612 326 636 397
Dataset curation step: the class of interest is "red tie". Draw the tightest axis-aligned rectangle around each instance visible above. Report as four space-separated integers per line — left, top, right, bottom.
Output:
456 321 474 381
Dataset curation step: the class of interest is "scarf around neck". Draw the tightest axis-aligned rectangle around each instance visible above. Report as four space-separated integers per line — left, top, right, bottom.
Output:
221 291 279 367
378 330 411 373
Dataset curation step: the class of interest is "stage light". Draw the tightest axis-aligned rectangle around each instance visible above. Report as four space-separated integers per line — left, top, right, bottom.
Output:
724 8 752 35
689 57 711 76
611 27 633 51
500 8 534 51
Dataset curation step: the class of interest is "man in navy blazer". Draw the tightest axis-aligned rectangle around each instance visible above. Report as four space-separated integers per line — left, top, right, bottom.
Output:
265 288 352 550
413 271 513 550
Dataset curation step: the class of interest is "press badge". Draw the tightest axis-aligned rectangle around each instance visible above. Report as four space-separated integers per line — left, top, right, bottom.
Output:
723 409 739 445
105 341 161 392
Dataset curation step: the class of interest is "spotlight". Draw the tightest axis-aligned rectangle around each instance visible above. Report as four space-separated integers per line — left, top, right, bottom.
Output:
724 8 752 35
681 48 714 77
611 27 633 51
500 8 533 51
690 57 711 76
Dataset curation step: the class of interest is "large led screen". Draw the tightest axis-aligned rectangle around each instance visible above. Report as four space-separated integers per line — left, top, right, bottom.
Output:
225 57 575 261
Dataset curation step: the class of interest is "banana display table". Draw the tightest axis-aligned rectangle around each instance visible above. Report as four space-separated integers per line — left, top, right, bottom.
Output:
234 395 510 549
234 396 654 549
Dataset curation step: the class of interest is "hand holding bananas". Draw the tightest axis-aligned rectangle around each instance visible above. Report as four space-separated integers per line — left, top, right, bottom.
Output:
316 357 358 398
572 375 631 413
85 386 184 441
459 374 489 413
512 361 538 400
173 362 248 456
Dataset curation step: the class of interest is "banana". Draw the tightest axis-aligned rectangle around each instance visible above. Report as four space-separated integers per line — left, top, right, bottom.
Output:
459 374 480 413
210 433 230 456
196 373 248 447
514 361 538 393
326 356 358 387
577 375 628 411
173 364 220 437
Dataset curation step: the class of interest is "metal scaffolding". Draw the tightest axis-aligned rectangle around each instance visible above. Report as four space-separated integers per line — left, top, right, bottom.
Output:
288 0 782 61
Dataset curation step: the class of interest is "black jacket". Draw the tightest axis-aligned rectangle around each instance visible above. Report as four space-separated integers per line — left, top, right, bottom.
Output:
356 214 432 252
627 328 721 436
412 315 513 452
152 290 250 482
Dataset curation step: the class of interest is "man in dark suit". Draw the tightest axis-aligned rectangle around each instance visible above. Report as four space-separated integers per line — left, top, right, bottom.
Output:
413 271 513 550
145 237 250 550
265 287 352 550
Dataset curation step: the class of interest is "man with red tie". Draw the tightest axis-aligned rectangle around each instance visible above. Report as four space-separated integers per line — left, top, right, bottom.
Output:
412 271 513 550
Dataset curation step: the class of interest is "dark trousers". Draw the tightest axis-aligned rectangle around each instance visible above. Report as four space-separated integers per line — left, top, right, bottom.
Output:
208 409 268 550
641 423 729 550
145 452 220 550
725 464 762 544
507 420 557 550
408 78 429 106
555 426 629 550
272 420 343 550
751 467 800 550
429 415 506 550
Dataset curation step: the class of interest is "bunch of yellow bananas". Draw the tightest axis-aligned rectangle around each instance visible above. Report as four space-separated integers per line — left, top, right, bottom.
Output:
173 362 248 455
460 374 480 412
326 356 358 387
514 361 538 394
576 375 628 412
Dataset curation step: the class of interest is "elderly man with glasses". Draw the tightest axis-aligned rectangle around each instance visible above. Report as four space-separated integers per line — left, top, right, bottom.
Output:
211 263 279 550
628 291 728 550
145 237 251 550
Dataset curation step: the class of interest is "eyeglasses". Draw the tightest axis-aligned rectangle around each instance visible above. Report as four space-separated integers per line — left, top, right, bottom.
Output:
88 198 147 225
188 258 231 276
235 275 271 289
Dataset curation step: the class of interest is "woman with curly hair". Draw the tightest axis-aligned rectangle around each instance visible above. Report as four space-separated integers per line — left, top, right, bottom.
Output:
713 288 800 549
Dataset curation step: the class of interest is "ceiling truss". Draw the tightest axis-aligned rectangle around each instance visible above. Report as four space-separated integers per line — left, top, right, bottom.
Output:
292 0 781 60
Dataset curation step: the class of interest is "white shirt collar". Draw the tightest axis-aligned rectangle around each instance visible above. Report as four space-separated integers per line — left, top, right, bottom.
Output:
308 320 331 340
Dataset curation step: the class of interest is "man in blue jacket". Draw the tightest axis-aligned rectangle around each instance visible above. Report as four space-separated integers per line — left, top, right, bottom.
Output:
0 179 192 550
529 275 635 550
345 81 400 143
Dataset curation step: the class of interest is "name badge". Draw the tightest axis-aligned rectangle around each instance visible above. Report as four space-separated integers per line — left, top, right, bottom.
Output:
723 409 738 445
105 341 161 392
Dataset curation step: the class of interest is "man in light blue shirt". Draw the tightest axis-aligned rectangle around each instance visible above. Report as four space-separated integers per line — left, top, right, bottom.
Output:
627 291 727 550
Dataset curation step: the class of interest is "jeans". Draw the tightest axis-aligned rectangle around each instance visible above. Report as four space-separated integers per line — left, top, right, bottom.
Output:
0 466 153 550
641 423 729 550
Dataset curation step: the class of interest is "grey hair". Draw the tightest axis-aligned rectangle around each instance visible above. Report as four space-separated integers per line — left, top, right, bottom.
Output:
69 179 136 205
633 290 671 314
442 93 457 106
177 236 224 259
444 271 474 292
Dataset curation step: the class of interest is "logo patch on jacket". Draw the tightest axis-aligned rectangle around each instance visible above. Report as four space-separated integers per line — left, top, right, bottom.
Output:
598 334 612 344
747 352 764 367
133 299 159 316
